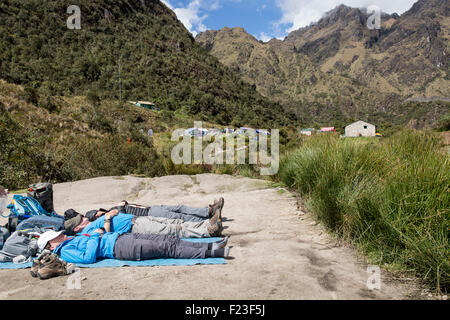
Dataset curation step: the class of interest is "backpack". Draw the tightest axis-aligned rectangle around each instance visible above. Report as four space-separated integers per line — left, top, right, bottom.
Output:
0 226 10 250
4 195 63 232
0 229 39 262
27 183 54 214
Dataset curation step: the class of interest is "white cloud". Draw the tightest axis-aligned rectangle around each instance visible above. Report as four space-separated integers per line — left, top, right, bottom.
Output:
161 0 222 36
258 32 272 42
275 0 418 34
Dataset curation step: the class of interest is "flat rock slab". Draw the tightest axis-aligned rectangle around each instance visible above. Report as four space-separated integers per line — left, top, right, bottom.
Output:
0 174 416 299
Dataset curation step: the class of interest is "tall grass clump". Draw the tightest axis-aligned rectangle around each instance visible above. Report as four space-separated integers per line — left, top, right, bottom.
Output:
278 131 449 291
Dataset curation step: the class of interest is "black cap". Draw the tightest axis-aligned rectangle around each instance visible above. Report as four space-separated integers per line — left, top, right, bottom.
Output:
64 209 80 221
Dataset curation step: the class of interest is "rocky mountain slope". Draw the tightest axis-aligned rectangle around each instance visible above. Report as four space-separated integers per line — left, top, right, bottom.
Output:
0 0 292 127
196 0 450 127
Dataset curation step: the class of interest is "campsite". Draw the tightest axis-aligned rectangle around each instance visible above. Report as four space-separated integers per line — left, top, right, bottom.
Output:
0 0 448 303
0 175 423 299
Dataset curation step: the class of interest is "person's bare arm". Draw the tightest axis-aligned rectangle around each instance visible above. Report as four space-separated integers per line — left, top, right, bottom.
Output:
103 209 119 232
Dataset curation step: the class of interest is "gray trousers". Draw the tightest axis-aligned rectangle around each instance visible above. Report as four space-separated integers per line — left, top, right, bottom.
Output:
131 216 211 238
125 204 209 222
114 233 208 260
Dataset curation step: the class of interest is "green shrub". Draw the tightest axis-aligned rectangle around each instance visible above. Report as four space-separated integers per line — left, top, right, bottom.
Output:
278 131 449 291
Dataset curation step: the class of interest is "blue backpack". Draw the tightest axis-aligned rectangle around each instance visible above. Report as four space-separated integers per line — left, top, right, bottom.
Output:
4 195 62 223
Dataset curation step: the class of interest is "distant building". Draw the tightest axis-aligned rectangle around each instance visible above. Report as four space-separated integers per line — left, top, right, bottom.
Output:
128 101 158 110
320 127 336 133
300 128 315 136
345 121 376 137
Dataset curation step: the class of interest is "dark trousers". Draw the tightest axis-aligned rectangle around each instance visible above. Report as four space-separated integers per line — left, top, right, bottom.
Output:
113 233 208 261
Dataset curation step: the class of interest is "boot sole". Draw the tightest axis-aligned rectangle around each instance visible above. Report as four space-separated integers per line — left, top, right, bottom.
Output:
37 271 63 280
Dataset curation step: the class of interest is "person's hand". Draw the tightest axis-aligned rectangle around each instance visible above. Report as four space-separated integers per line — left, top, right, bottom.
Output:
94 228 105 236
105 209 119 219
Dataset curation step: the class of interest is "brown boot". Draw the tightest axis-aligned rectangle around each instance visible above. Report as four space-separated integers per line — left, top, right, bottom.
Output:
208 197 224 219
207 220 224 237
30 251 52 278
209 206 221 225
37 255 69 280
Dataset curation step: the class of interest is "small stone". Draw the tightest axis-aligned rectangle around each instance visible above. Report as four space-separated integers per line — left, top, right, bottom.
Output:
442 295 448 300
81 277 87 281
310 221 318 226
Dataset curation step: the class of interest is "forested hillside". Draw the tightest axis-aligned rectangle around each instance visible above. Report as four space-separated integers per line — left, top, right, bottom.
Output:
0 0 293 127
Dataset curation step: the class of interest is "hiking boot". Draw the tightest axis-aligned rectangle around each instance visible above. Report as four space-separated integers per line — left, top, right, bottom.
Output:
30 250 52 278
209 206 221 225
207 221 223 237
209 197 224 219
30 260 42 278
37 254 70 280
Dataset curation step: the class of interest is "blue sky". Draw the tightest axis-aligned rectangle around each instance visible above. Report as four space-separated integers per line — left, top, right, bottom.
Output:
161 0 418 41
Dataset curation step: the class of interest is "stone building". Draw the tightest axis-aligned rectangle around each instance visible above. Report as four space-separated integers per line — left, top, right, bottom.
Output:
345 121 376 137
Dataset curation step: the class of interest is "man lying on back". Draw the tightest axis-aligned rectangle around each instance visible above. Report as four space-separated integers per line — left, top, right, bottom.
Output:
64 198 225 238
32 229 230 278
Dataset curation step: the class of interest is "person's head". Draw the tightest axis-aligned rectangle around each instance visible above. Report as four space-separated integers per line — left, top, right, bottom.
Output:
85 208 108 222
37 230 64 251
64 214 83 235
64 209 80 221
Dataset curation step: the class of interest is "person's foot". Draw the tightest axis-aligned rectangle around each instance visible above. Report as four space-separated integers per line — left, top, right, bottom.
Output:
209 206 222 225
207 220 223 237
211 236 229 250
208 247 230 258
209 197 224 218
208 199 218 217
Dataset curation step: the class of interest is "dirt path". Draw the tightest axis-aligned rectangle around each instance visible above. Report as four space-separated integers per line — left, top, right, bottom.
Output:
0 174 418 299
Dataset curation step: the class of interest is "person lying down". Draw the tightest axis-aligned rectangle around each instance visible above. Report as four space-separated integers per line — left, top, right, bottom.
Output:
31 230 230 279
64 198 225 239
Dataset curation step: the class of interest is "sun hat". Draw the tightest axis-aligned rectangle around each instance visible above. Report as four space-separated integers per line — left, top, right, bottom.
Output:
37 230 63 251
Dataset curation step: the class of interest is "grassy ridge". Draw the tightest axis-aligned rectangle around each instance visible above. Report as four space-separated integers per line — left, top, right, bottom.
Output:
278 131 449 291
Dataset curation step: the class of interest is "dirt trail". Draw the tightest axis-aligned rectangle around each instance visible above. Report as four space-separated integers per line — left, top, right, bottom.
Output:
0 174 418 299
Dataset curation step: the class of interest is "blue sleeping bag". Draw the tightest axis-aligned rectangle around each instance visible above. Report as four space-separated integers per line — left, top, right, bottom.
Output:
16 215 65 231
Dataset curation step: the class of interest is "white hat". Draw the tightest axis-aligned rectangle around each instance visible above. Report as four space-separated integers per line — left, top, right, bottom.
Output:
37 230 63 251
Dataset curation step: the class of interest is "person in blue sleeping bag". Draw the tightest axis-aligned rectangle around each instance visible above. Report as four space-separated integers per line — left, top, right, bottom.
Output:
38 228 230 265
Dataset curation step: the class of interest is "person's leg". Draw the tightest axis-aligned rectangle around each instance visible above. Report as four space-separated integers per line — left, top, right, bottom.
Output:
114 233 208 260
149 205 210 220
147 205 206 222
124 204 151 217
131 216 212 238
